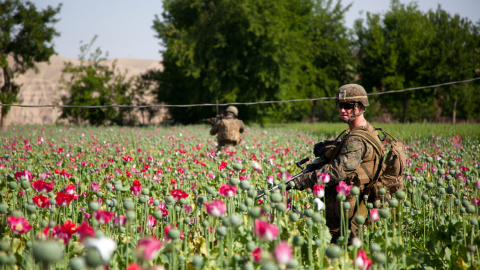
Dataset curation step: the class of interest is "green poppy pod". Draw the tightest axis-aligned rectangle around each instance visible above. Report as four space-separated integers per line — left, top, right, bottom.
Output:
0 253 8 265
370 243 381 252
425 182 434 189
179 198 187 205
454 199 460 206
69 257 86 270
7 182 18 190
123 201 134 210
201 220 210 228
153 199 160 206
33 241 64 264
141 188 150 196
312 213 324 224
366 203 374 210
21 180 30 190
445 174 453 181
238 203 247 212
174 205 181 212
388 198 398 208
278 167 286 173
26 205 37 214
264 190 271 196
248 207 261 218
276 203 287 212
229 177 240 186
168 229 181 240
446 186 455 194
306 218 314 227
243 262 254 270
245 241 257 252
404 201 411 207
374 252 386 264
233 163 243 171
354 215 365 225
239 181 251 190
461 199 470 207
89 201 100 211
105 184 113 191
153 210 163 220
7 254 15 265
325 245 342 258
247 189 257 198
379 208 390 219
378 188 387 195
438 188 445 195
221 217 231 227
395 190 406 200
466 204 475 214
411 177 417 181
460 207 466 213
292 235 304 247
336 194 345 202
270 193 282 203
220 172 227 178
343 202 351 210
85 248 105 267
421 194 429 201
350 186 360 196
260 262 278 270
196 196 207 206
9 210 22 217
304 209 314 218
216 226 227 237
426 157 433 163
0 242 8 252
244 198 253 207
288 181 296 188
417 177 424 182
287 259 299 269
166 196 176 204
470 218 478 227
126 210 136 221
289 213 299 222
0 204 8 214
229 214 243 227
438 169 445 175
449 170 456 176
448 161 456 167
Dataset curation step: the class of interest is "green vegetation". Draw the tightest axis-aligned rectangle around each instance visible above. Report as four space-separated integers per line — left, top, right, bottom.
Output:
0 0 61 127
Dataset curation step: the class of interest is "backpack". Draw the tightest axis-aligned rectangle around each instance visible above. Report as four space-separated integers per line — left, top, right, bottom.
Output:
350 128 406 200
217 118 241 144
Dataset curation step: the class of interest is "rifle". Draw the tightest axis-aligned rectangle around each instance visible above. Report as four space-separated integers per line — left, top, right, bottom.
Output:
203 99 222 124
255 139 341 199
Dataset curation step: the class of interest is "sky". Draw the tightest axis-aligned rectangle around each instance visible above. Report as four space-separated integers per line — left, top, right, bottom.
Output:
36 0 480 60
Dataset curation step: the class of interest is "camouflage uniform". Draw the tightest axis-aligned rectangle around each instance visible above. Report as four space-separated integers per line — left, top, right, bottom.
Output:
210 106 245 152
294 84 382 243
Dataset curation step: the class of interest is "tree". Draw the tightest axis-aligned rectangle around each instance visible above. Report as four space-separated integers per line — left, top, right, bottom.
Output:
59 37 137 126
0 0 61 127
354 0 436 123
426 7 480 123
152 0 353 124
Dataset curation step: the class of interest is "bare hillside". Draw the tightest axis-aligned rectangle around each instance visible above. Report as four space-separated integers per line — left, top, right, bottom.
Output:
5 55 164 126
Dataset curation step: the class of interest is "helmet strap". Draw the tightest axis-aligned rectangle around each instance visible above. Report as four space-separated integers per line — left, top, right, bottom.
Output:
341 103 366 123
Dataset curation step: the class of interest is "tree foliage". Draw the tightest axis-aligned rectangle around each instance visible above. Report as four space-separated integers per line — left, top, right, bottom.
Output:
151 0 353 124
0 0 60 127
59 37 138 126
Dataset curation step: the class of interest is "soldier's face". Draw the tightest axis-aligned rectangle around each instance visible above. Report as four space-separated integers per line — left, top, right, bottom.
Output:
338 102 357 121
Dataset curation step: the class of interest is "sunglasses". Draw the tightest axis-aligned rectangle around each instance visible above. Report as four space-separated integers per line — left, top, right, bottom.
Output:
337 102 356 110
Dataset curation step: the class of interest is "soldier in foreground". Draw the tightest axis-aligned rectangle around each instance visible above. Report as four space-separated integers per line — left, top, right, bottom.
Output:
293 84 383 243
209 106 245 153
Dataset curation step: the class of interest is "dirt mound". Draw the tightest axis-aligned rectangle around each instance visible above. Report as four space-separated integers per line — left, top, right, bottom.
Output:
5 55 164 126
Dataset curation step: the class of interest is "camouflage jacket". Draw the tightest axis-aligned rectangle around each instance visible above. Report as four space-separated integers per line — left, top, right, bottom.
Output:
294 122 381 191
210 115 245 145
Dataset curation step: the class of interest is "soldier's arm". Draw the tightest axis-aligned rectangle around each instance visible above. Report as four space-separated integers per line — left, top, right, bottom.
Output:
210 123 219 135
238 120 245 133
318 136 366 186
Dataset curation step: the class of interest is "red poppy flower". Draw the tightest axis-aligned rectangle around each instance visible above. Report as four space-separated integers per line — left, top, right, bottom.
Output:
32 194 50 208
169 189 188 202
32 180 55 193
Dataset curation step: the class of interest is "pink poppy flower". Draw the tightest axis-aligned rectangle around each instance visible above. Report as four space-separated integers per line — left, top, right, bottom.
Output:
90 182 100 192
32 194 50 208
14 169 34 181
336 181 352 196
274 241 292 264
64 184 76 195
254 219 279 241
252 247 262 263
219 184 237 198
113 215 127 227
369 209 379 222
164 224 173 241
354 250 372 270
131 180 141 195
266 175 274 184
313 184 324 198
76 221 95 242
169 189 189 202
7 216 33 234
136 236 163 261
204 199 226 217
317 173 330 184
32 180 54 193
276 171 292 181
94 210 115 224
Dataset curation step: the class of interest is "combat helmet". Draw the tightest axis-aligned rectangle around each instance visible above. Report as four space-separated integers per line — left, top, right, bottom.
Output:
336 84 369 107
225 106 238 117
336 84 368 123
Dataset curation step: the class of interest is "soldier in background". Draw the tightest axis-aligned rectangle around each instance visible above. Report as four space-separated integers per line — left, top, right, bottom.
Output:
210 105 245 153
293 84 383 243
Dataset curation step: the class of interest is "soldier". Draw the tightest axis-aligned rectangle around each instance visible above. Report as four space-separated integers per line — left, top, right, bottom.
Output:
210 105 245 153
293 84 383 243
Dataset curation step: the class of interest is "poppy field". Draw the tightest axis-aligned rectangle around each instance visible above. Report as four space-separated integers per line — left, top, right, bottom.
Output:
0 124 479 270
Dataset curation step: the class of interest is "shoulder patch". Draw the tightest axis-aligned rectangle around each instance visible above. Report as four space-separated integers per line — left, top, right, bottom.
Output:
346 143 356 152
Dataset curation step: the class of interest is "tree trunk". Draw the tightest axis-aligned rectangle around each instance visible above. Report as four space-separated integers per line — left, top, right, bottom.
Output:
402 94 408 123
452 97 457 124
310 100 317 123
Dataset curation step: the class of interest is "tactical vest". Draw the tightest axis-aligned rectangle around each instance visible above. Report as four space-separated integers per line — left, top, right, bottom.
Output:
330 124 384 192
217 118 242 145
